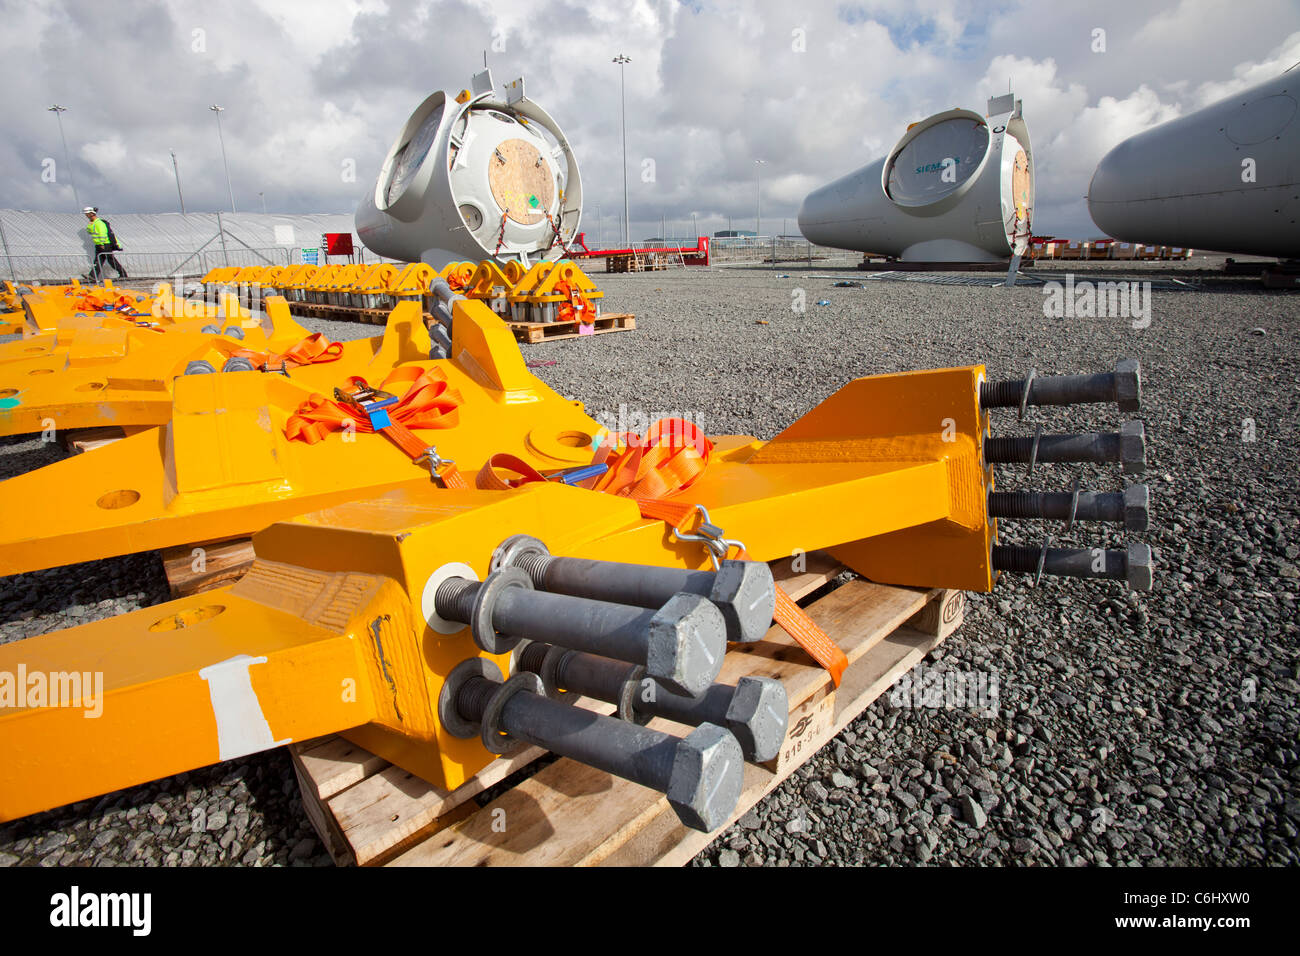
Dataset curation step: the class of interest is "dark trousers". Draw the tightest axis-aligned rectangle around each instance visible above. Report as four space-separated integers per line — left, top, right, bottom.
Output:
90 248 127 280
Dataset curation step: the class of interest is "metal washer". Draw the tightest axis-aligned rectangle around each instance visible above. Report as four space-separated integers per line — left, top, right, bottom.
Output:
471 567 532 654
438 657 501 740
420 562 479 635
481 671 544 754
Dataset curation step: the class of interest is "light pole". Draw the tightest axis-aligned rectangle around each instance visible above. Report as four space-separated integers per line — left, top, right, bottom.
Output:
47 105 81 212
259 191 267 214
170 150 186 214
692 212 698 239
594 201 602 247
209 104 236 213
754 159 766 237
613 54 631 245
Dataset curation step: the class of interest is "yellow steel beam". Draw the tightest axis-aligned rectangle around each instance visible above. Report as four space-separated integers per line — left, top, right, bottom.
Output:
0 298 313 436
0 298 604 575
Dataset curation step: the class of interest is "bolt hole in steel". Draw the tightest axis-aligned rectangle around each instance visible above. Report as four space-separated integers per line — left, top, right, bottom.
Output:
28 368 54 376
0 388 17 399
75 382 106 392
148 604 226 632
96 489 141 509
555 430 592 449
23 347 42 354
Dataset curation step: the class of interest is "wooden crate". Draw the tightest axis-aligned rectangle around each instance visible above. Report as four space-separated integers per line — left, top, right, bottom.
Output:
506 312 636 344
290 551 965 866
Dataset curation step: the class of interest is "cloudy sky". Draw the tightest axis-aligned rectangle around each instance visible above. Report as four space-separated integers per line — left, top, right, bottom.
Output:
2 0 1298 241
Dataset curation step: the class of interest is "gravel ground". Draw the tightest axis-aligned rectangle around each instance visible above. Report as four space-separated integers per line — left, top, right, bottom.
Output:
2 258 1297 866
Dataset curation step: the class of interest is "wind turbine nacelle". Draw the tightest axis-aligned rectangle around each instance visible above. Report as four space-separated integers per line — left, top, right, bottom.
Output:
798 94 1034 261
356 70 583 268
1087 69 1300 258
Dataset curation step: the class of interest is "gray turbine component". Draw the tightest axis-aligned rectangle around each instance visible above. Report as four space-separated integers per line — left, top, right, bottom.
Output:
183 360 216 375
200 324 220 334
987 484 1150 532
434 571 726 697
492 534 776 643
222 326 244 340
991 542 1154 591
798 93 1034 261
1088 68 1300 258
517 642 789 763
354 69 583 269
221 356 257 373
439 661 744 832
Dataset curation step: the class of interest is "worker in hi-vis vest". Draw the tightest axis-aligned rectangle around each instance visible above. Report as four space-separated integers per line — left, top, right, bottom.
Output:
84 206 128 280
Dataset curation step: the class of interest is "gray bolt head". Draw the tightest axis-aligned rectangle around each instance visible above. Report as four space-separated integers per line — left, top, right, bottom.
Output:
1114 358 1141 413
1126 542 1153 591
709 560 776 643
222 356 257 373
1120 421 1145 474
1124 484 1150 532
222 325 245 340
666 722 744 832
200 324 220 335
724 676 790 763
645 593 726 697
183 360 216 375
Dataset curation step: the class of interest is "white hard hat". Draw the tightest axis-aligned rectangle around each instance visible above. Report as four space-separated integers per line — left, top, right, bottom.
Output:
82 206 95 214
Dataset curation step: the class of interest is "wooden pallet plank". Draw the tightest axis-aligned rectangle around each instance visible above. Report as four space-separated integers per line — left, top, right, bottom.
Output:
293 735 391 802
160 537 256 597
387 579 936 867
59 426 127 455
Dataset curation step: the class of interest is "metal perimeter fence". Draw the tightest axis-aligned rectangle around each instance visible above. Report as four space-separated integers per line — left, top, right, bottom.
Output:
0 247 297 284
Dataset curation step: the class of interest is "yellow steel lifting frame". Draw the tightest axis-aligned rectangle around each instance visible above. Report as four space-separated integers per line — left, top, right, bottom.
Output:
0 336 995 820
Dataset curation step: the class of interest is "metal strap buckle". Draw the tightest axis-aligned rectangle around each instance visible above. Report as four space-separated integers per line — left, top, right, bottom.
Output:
671 504 746 571
415 446 457 484
335 384 398 429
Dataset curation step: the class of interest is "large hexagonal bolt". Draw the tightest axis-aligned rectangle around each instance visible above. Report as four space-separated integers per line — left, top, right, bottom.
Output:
515 640 790 763
988 484 1149 531
984 421 1146 474
992 542 1153 591
492 535 775 643
980 358 1141 413
434 568 726 697
439 658 744 832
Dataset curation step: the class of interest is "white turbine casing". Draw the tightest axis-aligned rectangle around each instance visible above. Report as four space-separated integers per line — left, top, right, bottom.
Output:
355 70 583 268
797 94 1034 261
1087 67 1300 258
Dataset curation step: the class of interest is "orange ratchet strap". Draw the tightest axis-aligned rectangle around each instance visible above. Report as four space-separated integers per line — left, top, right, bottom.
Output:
284 366 467 487
221 332 344 373
490 417 849 685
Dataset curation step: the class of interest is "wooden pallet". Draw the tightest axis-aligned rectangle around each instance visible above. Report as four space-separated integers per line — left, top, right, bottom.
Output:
285 300 433 326
506 312 636 344
290 551 965 866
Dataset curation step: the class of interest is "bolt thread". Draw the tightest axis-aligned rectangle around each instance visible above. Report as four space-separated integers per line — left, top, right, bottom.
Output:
456 677 498 724
988 491 1047 519
980 379 1026 408
435 577 480 623
516 641 552 674
513 552 555 588
991 544 1045 573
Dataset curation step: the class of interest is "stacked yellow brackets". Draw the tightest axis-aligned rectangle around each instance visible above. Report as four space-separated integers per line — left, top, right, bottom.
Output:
202 260 605 323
